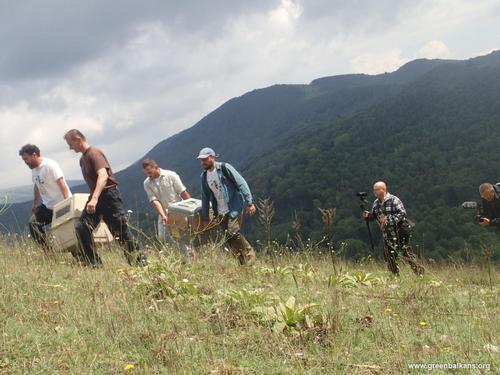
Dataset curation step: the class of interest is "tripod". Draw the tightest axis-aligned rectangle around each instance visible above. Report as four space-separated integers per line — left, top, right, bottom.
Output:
357 192 375 253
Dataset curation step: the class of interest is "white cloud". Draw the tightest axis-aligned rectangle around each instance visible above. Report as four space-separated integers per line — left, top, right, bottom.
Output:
350 49 409 75
418 40 452 59
0 0 499 188
269 0 302 29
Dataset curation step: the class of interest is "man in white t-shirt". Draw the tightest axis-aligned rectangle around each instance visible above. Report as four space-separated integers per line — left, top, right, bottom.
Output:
19 144 72 248
142 159 192 258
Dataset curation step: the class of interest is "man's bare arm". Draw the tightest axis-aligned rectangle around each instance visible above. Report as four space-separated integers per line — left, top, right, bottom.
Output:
152 200 167 223
56 177 70 200
86 168 108 214
32 185 41 214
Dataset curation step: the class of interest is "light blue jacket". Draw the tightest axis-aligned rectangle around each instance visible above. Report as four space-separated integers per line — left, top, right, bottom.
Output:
201 162 253 220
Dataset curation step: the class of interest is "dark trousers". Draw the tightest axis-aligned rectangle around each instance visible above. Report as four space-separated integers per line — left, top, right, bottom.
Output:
218 213 256 265
383 226 424 276
29 204 53 249
75 187 139 265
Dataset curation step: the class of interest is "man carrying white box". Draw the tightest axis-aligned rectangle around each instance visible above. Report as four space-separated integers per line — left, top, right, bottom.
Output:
63 129 146 268
19 144 72 249
142 159 193 259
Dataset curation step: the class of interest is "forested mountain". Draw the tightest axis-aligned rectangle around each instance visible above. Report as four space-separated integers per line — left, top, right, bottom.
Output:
115 57 444 204
244 51 500 260
1 56 442 231
2 51 500 261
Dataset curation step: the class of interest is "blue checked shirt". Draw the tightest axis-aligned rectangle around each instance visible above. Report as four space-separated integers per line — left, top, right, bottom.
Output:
368 193 407 227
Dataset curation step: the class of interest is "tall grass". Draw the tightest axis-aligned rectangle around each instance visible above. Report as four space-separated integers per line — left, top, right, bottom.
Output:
0 236 498 374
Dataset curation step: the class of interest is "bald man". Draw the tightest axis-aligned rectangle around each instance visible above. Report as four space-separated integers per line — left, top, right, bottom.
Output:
363 181 424 276
478 182 500 228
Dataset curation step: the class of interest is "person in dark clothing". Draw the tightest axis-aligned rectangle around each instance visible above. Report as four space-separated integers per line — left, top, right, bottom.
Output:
63 129 146 267
478 182 500 228
363 181 424 276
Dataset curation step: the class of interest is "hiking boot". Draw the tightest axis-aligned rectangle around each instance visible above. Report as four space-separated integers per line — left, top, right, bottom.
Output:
134 253 148 267
244 249 256 266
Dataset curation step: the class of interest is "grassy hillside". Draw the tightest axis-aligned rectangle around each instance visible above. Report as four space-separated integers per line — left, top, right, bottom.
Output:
0 239 497 373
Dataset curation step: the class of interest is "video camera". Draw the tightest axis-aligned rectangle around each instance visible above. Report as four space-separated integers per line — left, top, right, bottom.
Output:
357 191 368 200
357 192 369 210
461 201 486 224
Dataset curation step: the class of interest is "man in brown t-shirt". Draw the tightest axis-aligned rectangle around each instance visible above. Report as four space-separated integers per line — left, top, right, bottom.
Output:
80 147 118 193
64 129 146 267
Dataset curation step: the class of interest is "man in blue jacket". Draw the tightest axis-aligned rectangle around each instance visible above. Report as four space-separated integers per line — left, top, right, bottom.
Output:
198 147 256 265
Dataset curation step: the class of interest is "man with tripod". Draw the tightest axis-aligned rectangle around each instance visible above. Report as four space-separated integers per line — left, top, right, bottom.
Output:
362 181 424 276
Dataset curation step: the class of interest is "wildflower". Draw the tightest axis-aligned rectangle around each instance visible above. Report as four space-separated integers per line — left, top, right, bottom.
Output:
429 280 442 287
419 321 428 327
484 344 499 353
123 363 135 371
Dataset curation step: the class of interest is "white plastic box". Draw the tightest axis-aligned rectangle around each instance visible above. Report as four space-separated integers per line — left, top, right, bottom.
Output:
167 198 203 230
50 193 114 253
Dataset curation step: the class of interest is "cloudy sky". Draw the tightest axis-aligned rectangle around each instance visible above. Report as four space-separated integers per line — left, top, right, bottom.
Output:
1 0 499 188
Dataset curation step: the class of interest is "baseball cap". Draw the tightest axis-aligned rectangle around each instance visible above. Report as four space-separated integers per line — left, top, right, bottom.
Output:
197 147 217 159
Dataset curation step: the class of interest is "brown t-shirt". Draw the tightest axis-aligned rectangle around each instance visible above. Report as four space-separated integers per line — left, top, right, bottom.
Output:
80 147 118 193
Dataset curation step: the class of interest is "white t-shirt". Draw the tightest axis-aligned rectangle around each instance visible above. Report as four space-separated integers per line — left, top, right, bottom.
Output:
32 158 71 210
143 169 187 213
206 168 229 214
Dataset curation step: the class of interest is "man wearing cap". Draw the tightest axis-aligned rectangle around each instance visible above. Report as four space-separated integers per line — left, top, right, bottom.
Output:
197 147 257 265
142 158 193 259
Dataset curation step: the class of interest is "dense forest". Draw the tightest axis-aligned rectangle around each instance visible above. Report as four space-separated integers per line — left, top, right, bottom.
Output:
244 55 500 261
2 51 500 261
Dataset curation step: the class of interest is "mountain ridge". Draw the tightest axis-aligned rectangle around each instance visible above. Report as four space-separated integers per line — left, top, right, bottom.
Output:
2 50 500 260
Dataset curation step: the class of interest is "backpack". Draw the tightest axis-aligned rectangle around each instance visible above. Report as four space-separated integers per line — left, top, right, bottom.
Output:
203 163 239 191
